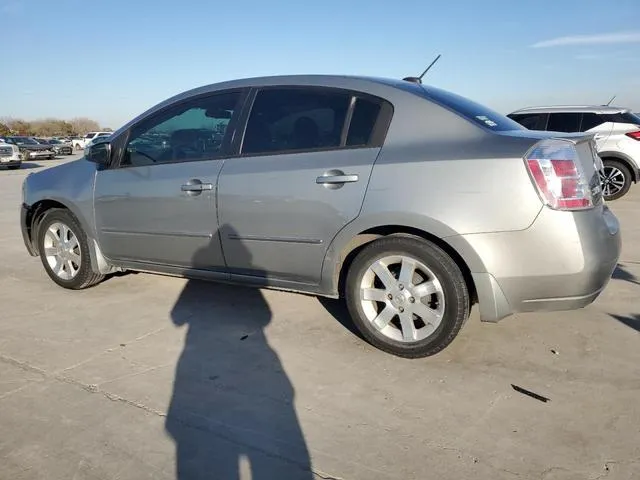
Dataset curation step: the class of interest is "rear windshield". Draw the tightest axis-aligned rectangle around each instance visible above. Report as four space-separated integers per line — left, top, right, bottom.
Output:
421 86 524 131
620 112 640 124
392 81 524 131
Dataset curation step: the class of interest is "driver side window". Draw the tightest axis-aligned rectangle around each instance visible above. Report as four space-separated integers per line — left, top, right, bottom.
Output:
121 91 241 167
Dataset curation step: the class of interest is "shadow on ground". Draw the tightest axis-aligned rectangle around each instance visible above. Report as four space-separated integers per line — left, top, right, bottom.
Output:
165 226 314 480
316 296 365 340
610 313 640 333
612 264 640 286
1 162 43 171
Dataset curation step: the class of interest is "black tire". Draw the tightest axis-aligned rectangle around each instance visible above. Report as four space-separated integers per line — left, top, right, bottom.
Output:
37 208 105 289
345 236 470 358
7 165 20 170
601 159 632 201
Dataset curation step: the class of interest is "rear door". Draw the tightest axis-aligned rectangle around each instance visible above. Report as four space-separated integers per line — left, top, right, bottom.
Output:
580 113 614 149
216 86 392 285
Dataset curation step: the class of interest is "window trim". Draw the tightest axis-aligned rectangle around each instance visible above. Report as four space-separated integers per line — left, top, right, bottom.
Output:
109 88 250 170
233 85 394 159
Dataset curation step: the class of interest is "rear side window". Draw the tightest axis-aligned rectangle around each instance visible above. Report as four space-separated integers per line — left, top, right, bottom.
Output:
580 113 605 131
346 97 382 147
509 113 546 130
242 88 351 155
547 113 581 133
598 112 640 125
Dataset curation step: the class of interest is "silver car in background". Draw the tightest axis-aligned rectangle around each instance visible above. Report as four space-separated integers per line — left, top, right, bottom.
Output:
19 75 621 358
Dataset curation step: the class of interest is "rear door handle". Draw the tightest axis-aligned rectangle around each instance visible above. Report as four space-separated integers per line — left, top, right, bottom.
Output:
316 173 359 185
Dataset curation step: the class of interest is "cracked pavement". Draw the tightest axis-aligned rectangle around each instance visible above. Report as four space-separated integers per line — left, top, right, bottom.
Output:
1 156 639 479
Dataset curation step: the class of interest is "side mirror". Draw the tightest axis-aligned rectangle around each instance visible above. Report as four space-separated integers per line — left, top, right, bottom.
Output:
86 141 111 166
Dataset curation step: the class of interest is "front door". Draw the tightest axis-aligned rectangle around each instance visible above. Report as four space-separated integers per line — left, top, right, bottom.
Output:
94 90 246 269
217 87 391 284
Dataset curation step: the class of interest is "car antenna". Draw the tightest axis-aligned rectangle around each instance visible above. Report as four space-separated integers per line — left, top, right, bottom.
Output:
403 54 442 84
605 94 617 106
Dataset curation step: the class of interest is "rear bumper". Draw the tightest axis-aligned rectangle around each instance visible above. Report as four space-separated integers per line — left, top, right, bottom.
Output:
453 204 621 322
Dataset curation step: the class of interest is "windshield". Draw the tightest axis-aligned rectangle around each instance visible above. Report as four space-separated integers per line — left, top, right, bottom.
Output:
11 137 39 145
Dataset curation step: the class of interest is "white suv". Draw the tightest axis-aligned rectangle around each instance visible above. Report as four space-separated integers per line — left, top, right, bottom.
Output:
0 140 22 170
72 132 112 150
508 106 640 200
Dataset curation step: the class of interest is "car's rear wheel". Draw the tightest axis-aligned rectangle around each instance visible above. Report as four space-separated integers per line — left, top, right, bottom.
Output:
345 236 470 358
37 209 104 289
600 159 632 201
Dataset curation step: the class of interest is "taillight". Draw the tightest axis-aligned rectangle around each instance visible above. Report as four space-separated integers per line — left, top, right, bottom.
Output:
625 131 640 141
525 139 594 211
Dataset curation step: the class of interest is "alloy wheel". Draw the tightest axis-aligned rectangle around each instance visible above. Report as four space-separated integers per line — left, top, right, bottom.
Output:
359 254 445 343
43 222 82 280
600 166 626 198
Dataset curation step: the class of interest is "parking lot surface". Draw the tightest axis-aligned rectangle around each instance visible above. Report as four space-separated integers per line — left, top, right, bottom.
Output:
1 155 639 479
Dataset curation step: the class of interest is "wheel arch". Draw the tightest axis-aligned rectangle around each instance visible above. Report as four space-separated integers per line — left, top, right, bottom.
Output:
25 198 113 275
599 151 639 183
322 222 481 308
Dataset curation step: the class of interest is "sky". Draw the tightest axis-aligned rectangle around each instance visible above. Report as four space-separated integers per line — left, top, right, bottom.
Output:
1 0 639 129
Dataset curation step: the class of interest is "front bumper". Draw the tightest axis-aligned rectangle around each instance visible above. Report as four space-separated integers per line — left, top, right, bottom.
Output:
21 203 38 256
26 150 54 158
54 147 73 155
452 204 621 322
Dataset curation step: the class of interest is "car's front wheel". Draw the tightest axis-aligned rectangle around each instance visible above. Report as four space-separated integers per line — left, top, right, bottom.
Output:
37 209 105 289
600 159 632 201
345 236 470 358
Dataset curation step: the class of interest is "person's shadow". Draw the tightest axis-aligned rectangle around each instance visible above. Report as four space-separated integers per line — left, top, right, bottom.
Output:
165 226 314 479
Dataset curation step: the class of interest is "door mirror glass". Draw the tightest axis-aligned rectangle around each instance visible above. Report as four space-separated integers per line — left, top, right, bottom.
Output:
86 141 111 166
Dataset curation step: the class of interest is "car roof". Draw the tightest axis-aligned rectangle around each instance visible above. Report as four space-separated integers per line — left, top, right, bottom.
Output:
113 74 428 136
509 105 632 115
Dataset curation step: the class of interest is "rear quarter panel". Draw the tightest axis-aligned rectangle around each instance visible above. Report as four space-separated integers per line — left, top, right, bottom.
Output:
362 98 543 235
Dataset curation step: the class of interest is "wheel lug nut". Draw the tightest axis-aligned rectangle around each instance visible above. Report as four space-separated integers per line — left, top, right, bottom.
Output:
399 307 404 313
399 284 404 290
387 294 393 300
409 297 415 303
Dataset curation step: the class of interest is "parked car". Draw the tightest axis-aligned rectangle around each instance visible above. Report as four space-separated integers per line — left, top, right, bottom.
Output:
72 132 112 150
508 106 640 201
36 138 73 156
1 136 55 160
19 75 621 358
0 139 22 170
84 135 111 149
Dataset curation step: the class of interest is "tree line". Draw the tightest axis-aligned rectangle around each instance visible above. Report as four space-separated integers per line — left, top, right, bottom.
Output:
0 117 112 137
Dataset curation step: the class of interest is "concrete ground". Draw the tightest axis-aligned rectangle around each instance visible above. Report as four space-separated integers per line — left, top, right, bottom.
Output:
1 154 639 480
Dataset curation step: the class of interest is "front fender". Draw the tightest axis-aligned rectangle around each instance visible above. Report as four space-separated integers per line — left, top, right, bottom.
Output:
22 160 114 274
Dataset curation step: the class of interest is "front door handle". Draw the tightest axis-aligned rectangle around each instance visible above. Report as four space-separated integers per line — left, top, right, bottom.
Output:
316 174 359 184
316 170 359 190
181 179 213 195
